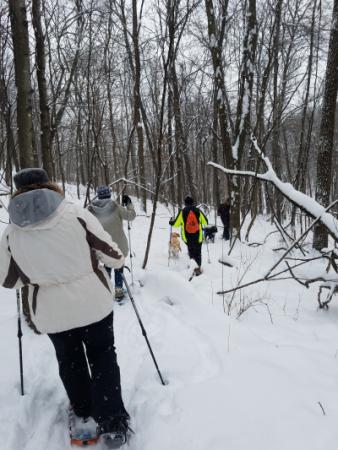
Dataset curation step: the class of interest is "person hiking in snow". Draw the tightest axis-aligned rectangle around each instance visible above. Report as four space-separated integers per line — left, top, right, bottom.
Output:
0 168 130 447
169 196 208 276
218 198 230 240
87 185 136 301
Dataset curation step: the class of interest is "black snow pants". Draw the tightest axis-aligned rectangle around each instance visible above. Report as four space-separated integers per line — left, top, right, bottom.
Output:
222 226 230 240
186 236 202 267
48 312 128 426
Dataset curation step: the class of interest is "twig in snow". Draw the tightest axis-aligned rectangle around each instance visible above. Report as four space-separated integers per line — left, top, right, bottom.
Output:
317 401 326 416
247 242 263 247
216 254 330 295
285 262 308 287
265 201 338 279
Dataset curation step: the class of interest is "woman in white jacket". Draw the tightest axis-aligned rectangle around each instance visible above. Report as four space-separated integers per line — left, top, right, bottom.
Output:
0 168 130 447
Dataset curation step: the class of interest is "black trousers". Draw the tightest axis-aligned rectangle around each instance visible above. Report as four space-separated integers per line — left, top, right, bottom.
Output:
48 312 128 426
222 227 230 240
187 238 202 267
105 266 124 288
220 218 230 240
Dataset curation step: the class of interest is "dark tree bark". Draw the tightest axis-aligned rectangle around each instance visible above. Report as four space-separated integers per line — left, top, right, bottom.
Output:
270 0 283 222
211 85 220 208
291 0 317 227
171 63 197 200
233 0 257 162
132 0 147 212
32 0 53 177
167 86 177 207
204 0 232 168
205 0 240 235
232 0 257 237
313 0 338 250
9 0 35 168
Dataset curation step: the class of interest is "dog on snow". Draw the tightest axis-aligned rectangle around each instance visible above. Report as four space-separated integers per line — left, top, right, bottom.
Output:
204 225 218 243
169 232 181 258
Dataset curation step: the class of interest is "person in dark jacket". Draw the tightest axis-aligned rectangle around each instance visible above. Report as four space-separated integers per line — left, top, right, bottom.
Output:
218 198 230 240
169 196 208 276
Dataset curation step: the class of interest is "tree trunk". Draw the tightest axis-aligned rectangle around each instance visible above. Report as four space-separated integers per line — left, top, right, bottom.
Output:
313 0 338 250
212 85 220 208
32 0 53 177
232 0 257 236
132 0 147 212
167 87 176 208
270 0 283 222
205 0 242 237
171 64 197 200
291 0 317 227
9 0 35 168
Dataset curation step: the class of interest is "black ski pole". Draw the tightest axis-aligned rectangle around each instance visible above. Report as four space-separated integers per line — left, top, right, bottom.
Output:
127 219 134 286
206 237 211 263
121 273 166 386
16 289 24 396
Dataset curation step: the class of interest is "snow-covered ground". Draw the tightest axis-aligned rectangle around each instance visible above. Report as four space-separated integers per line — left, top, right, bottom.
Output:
1 188 338 450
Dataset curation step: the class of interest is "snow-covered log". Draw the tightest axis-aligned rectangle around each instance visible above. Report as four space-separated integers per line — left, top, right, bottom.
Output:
208 135 338 243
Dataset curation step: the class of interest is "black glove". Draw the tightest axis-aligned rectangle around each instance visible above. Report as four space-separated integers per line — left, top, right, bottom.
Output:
169 217 175 226
122 194 131 206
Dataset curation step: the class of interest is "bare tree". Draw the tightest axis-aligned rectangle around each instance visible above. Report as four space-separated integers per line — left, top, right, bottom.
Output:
132 0 147 211
8 0 35 168
32 0 53 177
313 0 338 250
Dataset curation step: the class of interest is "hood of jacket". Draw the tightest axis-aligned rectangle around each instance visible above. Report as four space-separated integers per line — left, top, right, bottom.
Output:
8 189 64 228
88 198 118 216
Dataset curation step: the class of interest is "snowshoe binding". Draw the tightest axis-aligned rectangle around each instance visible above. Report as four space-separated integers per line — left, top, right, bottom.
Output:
69 407 98 446
115 287 128 305
98 416 131 449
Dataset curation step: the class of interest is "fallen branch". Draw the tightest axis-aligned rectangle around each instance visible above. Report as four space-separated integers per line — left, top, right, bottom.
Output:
216 254 331 295
208 134 338 242
216 203 337 295
274 218 307 256
264 201 338 279
317 283 338 308
285 261 308 287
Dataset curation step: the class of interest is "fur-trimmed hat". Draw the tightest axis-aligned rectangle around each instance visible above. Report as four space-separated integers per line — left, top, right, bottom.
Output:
14 168 49 190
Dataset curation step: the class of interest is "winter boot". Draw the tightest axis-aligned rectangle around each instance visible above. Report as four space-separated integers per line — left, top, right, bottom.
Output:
69 407 98 446
115 288 125 301
98 416 130 448
194 267 202 276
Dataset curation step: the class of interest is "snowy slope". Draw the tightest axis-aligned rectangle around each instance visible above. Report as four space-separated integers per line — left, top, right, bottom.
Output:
1 190 338 450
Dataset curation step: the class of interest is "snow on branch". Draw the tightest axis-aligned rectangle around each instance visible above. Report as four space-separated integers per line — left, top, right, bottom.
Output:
208 135 338 242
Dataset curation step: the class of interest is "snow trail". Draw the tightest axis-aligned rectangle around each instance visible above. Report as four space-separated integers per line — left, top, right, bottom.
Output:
1 197 338 450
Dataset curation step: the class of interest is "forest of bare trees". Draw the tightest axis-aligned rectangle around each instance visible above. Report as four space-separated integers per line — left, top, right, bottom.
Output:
0 0 337 248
